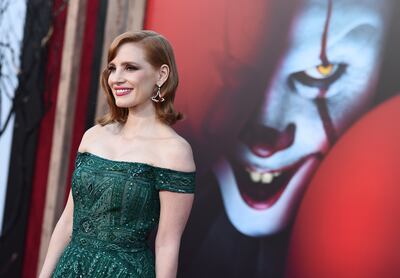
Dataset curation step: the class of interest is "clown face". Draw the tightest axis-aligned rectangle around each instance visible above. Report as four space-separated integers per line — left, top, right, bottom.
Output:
214 0 391 236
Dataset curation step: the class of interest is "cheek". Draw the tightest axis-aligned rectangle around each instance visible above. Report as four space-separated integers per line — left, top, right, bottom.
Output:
323 47 383 131
135 73 155 90
328 88 376 133
107 75 113 88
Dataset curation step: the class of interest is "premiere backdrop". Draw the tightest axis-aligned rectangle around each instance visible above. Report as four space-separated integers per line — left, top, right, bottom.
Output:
0 0 399 277
145 0 400 277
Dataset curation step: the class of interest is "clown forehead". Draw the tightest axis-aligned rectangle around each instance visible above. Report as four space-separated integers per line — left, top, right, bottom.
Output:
281 0 390 73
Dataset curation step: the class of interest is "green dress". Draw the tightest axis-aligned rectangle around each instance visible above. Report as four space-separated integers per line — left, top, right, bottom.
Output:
52 152 195 278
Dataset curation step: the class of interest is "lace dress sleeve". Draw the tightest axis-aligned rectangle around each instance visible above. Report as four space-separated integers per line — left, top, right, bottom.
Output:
155 168 195 193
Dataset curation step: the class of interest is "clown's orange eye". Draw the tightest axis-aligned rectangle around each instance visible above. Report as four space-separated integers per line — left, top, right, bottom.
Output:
304 63 337 79
289 62 347 91
316 64 334 77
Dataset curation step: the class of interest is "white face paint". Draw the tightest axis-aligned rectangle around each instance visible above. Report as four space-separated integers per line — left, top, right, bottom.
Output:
214 0 391 236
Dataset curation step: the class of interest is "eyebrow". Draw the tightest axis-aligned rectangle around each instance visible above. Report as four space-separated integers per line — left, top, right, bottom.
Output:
108 61 141 67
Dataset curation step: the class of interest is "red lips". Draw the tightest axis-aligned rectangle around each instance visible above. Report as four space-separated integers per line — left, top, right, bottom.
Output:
232 152 322 210
114 87 132 97
233 159 303 210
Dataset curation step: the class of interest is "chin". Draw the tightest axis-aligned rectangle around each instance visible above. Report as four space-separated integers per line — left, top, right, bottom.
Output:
213 156 319 237
114 99 135 108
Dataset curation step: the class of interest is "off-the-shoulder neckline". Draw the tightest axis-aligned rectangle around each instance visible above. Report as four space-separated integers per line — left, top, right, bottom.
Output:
77 152 196 174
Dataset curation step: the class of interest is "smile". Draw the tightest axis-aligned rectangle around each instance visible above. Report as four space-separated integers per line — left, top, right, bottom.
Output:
115 88 132 96
231 157 311 210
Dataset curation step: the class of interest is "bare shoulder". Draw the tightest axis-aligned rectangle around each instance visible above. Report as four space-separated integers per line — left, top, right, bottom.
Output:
78 124 102 152
161 132 196 172
78 123 118 152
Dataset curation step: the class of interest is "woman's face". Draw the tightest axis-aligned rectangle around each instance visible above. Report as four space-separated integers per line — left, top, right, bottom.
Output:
107 42 159 109
214 0 390 236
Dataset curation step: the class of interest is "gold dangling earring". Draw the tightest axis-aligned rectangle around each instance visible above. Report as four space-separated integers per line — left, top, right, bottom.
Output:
151 85 165 103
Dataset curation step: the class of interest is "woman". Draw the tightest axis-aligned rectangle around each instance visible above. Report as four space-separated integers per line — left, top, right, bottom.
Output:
39 30 196 278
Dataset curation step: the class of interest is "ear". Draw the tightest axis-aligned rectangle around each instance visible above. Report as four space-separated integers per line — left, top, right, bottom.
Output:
157 64 170 91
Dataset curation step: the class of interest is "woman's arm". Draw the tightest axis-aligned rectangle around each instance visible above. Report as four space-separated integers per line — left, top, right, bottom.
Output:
155 191 194 278
38 190 74 278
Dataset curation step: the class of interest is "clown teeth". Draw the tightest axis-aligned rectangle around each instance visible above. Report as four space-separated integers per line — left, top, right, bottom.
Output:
247 169 281 184
261 173 273 183
250 171 262 182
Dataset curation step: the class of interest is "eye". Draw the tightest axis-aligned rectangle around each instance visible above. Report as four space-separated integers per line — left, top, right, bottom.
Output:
125 64 139 71
289 62 347 91
307 64 336 79
107 65 115 72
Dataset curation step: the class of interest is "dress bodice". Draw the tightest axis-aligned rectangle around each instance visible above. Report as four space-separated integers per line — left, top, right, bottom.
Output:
71 152 196 252
52 152 195 277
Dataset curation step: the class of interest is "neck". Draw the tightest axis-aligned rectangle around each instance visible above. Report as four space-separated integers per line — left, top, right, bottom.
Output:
121 100 159 138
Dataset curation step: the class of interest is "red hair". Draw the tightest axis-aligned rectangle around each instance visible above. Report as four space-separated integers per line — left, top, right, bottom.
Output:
98 30 182 126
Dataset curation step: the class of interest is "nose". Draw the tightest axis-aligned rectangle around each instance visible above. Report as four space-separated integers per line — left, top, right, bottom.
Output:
109 68 125 84
239 123 295 158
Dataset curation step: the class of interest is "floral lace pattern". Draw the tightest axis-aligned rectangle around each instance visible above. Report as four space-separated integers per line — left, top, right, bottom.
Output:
52 152 195 278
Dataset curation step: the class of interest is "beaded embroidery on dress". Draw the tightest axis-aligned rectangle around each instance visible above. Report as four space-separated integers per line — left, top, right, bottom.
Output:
52 152 195 278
